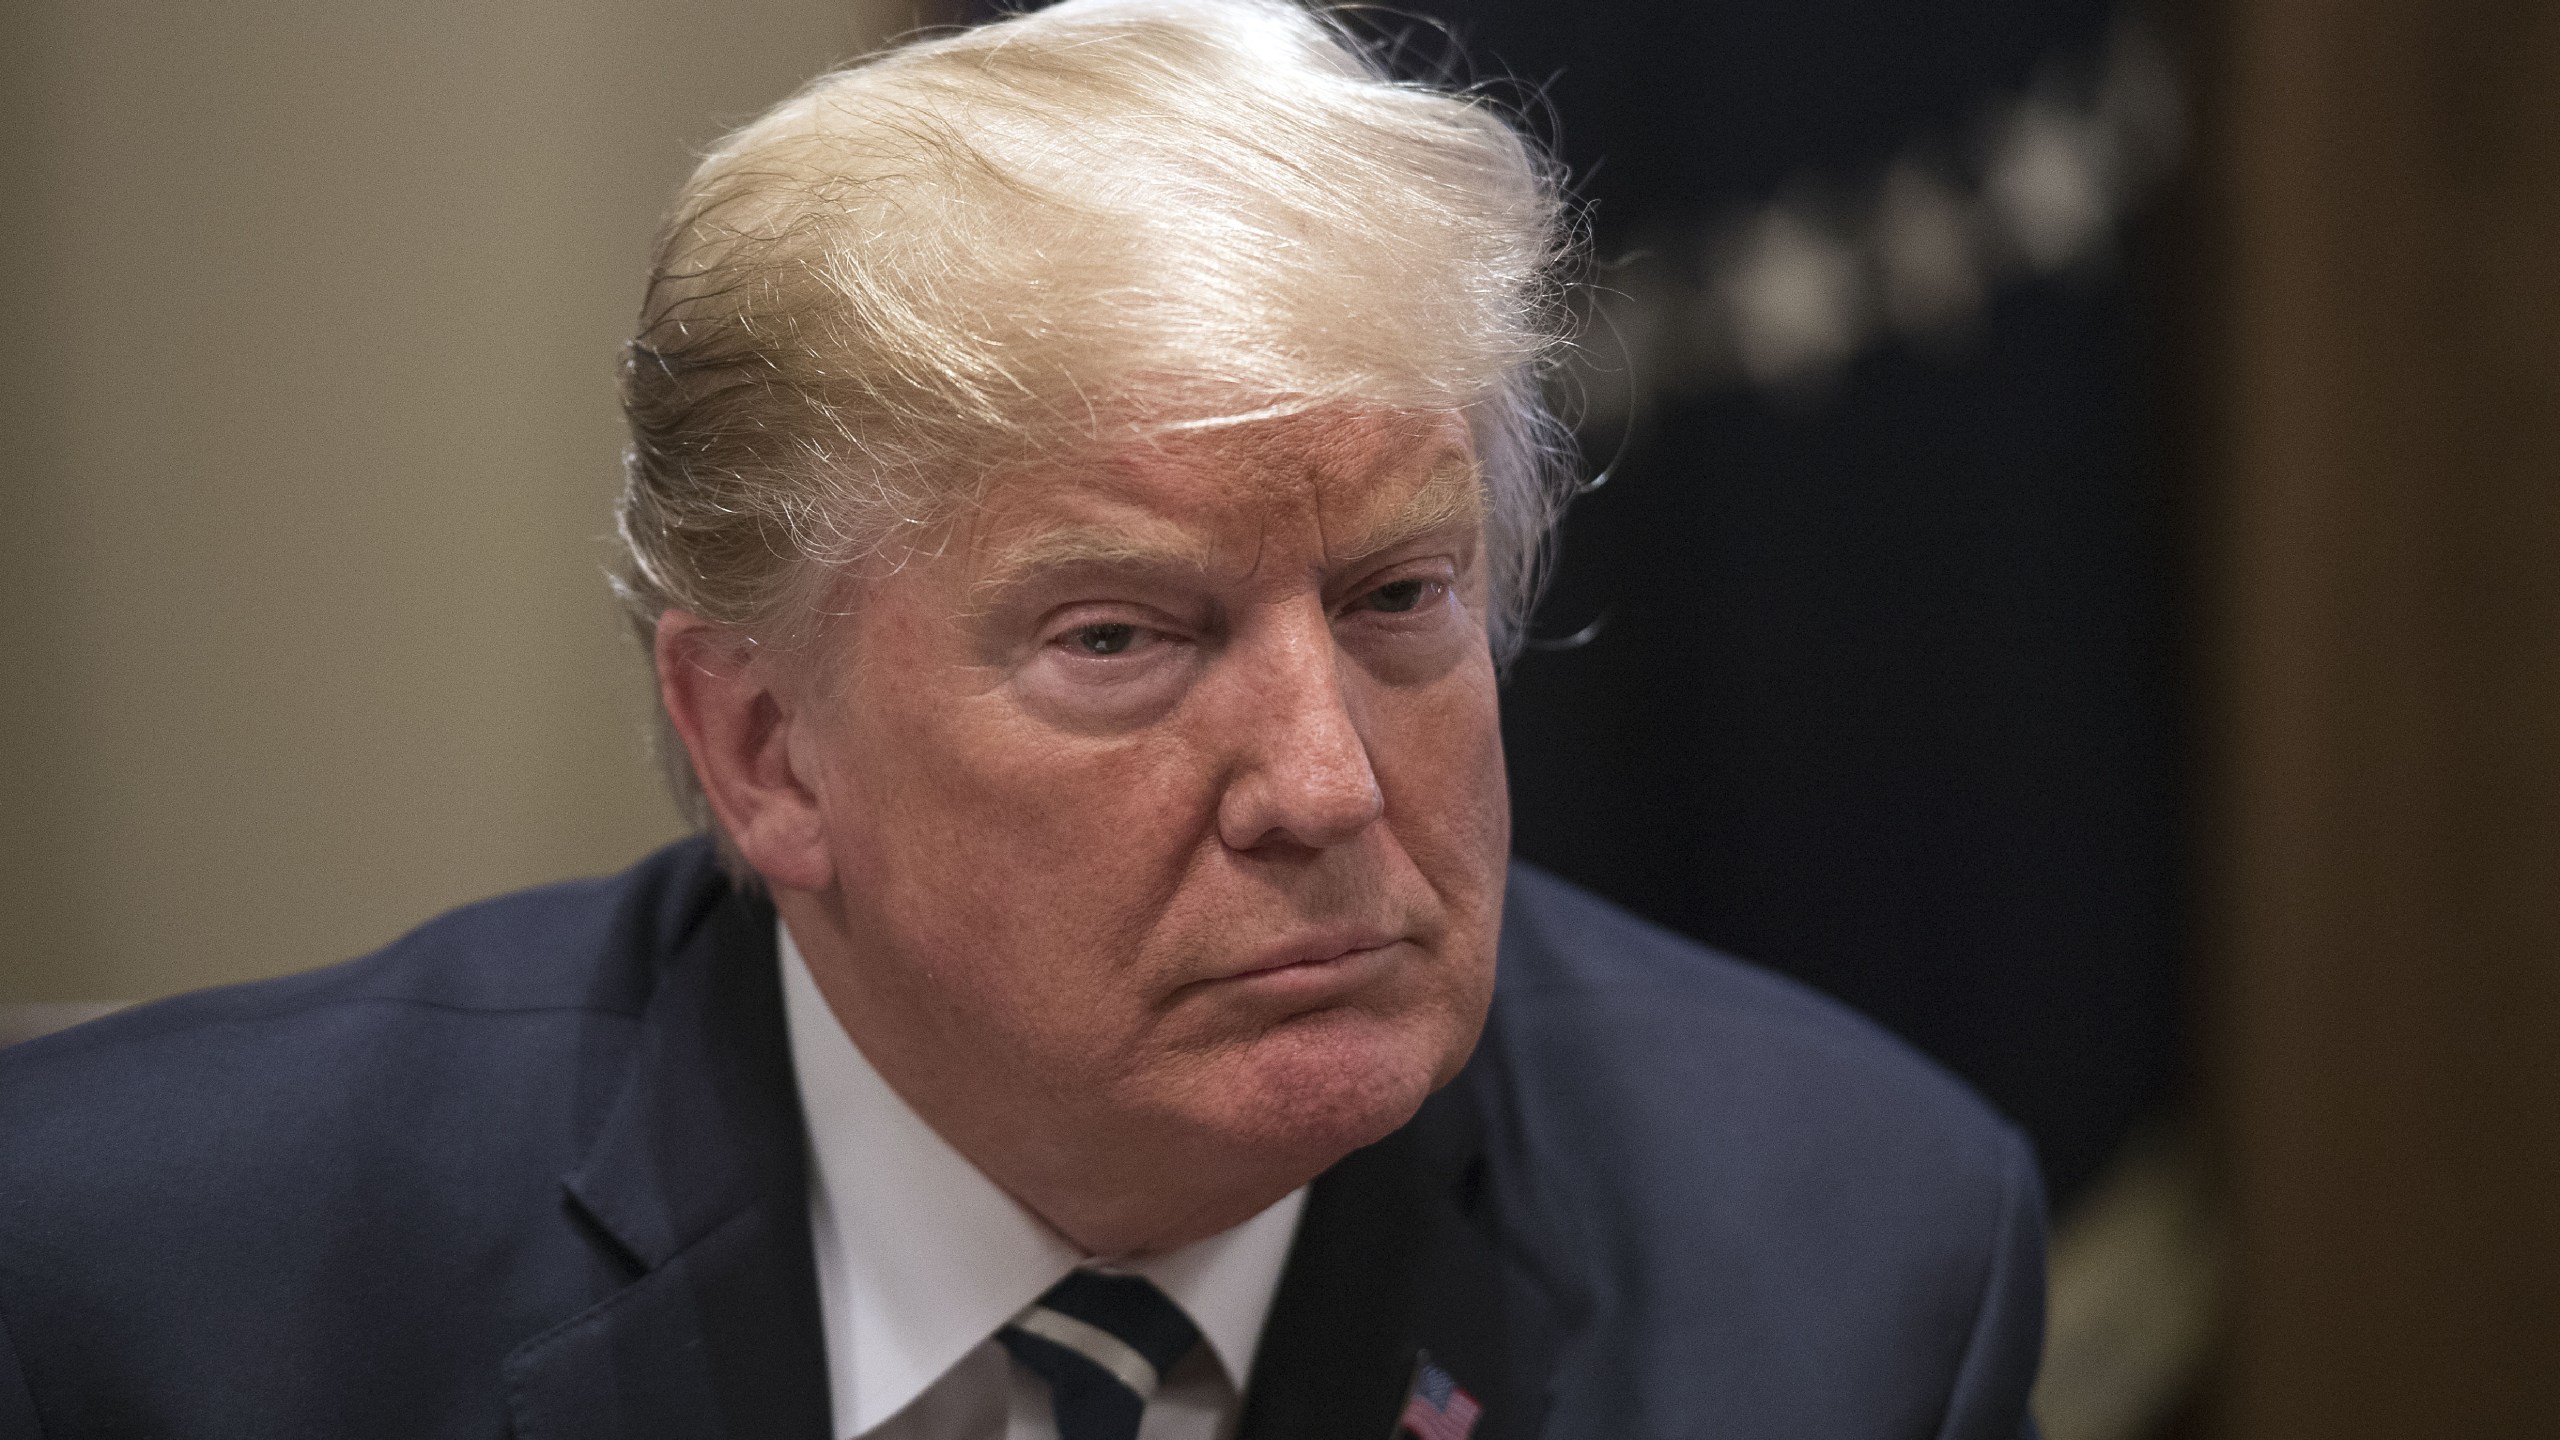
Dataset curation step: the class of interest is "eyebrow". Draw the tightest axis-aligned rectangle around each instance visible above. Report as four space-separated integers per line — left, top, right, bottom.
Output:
1332 450 1484 564
969 522 1218 601
970 449 1486 600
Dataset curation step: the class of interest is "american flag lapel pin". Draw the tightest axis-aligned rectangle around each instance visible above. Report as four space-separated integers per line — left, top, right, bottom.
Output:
1396 1350 1484 1440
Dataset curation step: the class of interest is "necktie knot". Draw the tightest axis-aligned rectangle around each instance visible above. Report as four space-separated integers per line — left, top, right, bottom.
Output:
999 1270 1202 1440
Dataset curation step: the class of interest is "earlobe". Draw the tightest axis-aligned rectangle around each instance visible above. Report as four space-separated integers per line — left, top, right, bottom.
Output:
653 611 835 893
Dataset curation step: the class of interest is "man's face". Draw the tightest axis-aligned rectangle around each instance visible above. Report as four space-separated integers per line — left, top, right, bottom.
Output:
787 407 1509 1218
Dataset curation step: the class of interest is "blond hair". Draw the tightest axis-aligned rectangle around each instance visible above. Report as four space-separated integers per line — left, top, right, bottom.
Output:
614 0 1577 823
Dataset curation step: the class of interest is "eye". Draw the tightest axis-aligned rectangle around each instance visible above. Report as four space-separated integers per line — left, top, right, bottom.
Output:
1362 578 1434 614
1072 622 1140 655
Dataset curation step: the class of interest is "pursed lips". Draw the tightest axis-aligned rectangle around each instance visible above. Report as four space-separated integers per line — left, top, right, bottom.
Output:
1213 926 1406 984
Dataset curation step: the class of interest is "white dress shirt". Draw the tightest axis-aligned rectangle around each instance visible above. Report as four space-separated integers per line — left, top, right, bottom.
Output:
780 922 1308 1440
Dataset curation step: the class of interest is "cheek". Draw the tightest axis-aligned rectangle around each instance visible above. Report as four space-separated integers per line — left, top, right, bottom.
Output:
825 693 1222 1018
1374 654 1512 890
1367 655 1509 1052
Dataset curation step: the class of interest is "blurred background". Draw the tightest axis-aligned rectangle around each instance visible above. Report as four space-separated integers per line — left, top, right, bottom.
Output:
2 1 2553 1436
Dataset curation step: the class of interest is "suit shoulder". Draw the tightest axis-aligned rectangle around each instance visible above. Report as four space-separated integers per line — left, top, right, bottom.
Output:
1487 862 2038 1274
0 837 733 1208
0 841 741 1430
0 836 726 1075
1495 860 2016 1157
1481 865 2044 1433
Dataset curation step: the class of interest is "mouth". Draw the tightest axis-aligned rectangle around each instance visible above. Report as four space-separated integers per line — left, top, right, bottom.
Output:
1201 927 1408 1000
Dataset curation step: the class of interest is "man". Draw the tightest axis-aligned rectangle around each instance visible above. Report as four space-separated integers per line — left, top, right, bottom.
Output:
0 2 2044 1436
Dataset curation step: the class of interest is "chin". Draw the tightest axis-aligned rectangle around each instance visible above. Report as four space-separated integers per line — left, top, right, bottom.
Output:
1195 1004 1472 1171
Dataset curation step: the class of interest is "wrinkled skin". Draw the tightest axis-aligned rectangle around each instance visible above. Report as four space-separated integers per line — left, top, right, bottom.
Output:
659 407 1511 1256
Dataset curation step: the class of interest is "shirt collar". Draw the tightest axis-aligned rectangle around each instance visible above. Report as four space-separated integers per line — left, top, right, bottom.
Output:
780 918 1306 1437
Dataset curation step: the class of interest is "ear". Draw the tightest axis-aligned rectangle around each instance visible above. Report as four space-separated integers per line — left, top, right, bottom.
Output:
653 610 835 893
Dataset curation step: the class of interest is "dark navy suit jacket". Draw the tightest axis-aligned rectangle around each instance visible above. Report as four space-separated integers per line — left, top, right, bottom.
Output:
0 838 2043 1438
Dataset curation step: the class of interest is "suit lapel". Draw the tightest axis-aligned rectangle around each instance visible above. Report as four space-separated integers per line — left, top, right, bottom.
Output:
505 877 832 1440
1239 1039 1565 1440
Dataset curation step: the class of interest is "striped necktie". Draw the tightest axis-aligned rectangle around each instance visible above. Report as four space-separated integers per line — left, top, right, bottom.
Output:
999 1270 1203 1440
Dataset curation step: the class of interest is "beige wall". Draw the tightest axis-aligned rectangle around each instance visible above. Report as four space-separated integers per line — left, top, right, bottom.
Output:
1 1 926 1003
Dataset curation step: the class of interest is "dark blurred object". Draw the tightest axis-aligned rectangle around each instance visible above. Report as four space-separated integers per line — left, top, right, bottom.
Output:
1383 0 2185 1214
2201 1 2560 1435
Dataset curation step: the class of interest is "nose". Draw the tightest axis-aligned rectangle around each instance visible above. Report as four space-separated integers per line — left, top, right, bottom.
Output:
1215 611 1386 853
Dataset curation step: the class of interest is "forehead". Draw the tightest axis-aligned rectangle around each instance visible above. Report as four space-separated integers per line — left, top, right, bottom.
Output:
967 408 1482 581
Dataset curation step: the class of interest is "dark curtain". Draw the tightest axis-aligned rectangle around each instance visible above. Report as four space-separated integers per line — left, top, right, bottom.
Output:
1387 0 2185 1209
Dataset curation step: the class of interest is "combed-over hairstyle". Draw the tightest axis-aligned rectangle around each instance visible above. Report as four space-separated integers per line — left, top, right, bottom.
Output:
613 0 1576 825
